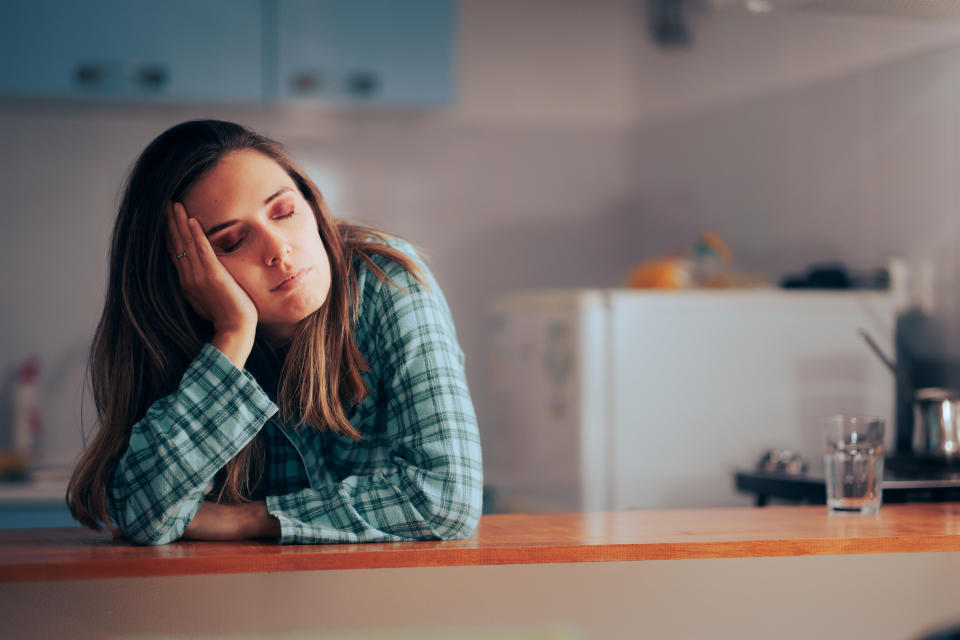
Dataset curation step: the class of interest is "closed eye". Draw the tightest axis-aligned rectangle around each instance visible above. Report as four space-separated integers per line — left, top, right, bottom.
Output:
215 207 295 254
221 235 247 254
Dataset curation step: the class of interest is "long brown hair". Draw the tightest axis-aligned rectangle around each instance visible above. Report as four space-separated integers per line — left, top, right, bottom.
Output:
67 120 424 530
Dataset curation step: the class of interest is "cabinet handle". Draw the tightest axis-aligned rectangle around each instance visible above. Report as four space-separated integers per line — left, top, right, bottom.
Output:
135 65 169 91
344 71 380 98
74 63 105 88
291 71 324 94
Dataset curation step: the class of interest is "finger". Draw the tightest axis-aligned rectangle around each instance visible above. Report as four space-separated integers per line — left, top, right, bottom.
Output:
188 217 220 272
172 202 200 274
166 202 189 261
171 202 193 255
187 218 223 278
165 205 212 321
165 203 190 283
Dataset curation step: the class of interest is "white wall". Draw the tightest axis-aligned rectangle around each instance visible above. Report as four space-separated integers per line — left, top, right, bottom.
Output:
2 0 960 485
626 46 960 293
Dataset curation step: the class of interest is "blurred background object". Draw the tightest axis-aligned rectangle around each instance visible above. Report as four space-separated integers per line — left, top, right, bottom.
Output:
779 262 890 289
12 357 42 471
756 449 808 475
485 287 894 512
626 231 767 288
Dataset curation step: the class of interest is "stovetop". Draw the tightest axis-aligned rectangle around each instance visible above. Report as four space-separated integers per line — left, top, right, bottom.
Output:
734 458 960 506
885 454 960 476
738 456 960 495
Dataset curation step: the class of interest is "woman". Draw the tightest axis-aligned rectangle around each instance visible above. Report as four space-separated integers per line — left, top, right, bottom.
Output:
66 120 483 545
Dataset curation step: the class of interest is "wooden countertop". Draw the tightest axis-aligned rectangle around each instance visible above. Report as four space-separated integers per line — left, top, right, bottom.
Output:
2 504 960 583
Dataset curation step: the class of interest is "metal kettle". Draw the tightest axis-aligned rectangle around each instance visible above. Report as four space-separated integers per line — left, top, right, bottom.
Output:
859 327 960 460
913 388 960 459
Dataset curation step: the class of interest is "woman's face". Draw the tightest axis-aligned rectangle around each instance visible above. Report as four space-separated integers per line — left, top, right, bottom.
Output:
181 149 332 341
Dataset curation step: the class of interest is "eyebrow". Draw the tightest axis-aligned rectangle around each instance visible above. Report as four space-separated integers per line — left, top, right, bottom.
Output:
204 187 295 237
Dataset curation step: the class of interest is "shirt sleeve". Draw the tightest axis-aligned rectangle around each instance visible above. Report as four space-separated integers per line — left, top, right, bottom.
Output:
108 343 278 545
265 247 484 544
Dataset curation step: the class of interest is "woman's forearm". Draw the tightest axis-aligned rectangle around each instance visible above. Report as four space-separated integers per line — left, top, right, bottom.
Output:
211 328 256 370
110 344 277 545
183 500 280 541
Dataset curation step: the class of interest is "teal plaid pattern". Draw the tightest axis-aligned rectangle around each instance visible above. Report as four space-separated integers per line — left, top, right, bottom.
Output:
108 239 483 545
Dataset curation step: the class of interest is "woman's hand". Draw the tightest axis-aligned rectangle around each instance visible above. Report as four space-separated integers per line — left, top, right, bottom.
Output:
166 201 258 367
182 500 281 541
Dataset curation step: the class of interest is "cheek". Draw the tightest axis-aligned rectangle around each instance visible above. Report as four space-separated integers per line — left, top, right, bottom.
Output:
220 261 260 299
310 247 332 302
305 235 331 276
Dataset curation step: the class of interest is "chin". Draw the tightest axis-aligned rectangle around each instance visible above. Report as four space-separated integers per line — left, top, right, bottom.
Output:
258 283 330 331
282 292 328 323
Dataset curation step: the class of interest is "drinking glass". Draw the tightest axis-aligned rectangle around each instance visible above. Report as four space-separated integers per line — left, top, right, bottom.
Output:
823 415 885 514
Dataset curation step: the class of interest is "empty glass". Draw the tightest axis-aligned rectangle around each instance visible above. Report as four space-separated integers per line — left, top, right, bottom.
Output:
823 415 885 514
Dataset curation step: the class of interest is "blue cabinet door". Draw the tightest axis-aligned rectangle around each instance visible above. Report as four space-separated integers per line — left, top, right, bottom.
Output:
269 0 455 107
0 0 262 103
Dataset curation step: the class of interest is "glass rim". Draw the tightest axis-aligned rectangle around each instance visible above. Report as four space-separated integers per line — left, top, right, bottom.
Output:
823 414 885 444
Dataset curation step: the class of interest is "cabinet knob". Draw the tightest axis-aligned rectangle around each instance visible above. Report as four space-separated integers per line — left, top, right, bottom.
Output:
135 65 169 91
73 63 105 88
291 71 324 94
344 71 379 98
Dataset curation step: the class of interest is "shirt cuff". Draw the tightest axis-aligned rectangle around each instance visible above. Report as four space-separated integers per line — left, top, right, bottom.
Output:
185 342 279 426
265 493 297 543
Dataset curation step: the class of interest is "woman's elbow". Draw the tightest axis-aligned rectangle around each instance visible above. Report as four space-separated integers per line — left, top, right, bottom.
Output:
111 501 187 546
425 482 482 540
433 509 480 540
401 453 483 540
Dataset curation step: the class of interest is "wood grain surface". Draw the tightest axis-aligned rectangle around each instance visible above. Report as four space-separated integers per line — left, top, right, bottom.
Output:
2 503 959 582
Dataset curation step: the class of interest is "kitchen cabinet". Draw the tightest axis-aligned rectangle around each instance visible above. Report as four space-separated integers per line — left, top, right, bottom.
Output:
268 0 455 107
0 0 263 103
0 0 455 107
0 505 74 529
0 481 74 529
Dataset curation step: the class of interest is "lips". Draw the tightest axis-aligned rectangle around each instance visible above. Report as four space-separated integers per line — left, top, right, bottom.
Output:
272 267 311 292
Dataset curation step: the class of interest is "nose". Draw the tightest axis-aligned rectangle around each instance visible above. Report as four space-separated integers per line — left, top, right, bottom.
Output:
262 228 292 266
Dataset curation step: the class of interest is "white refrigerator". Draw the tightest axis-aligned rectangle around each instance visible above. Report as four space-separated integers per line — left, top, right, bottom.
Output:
484 289 895 513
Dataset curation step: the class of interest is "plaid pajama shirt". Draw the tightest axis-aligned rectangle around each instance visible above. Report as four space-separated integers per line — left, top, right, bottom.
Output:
108 239 483 545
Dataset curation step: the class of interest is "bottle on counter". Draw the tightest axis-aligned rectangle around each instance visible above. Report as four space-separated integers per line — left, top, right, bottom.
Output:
12 356 43 469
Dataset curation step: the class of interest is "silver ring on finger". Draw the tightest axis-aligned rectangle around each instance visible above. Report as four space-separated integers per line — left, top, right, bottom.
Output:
176 252 187 260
